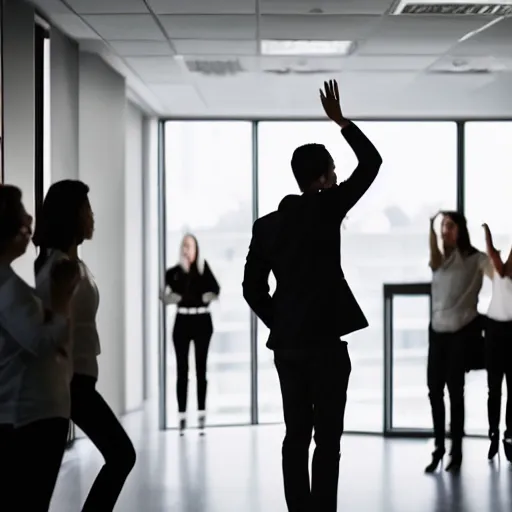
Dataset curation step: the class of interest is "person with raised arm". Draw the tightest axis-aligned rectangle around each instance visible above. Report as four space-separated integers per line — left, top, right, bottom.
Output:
481 223 512 462
0 185 79 511
425 211 491 474
242 80 382 512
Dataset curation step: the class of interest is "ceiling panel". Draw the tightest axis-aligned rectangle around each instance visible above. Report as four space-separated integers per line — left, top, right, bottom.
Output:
260 14 381 40
147 0 256 14
65 0 148 14
260 0 393 15
125 56 185 83
52 14 103 39
149 84 206 110
450 40 512 57
172 39 258 55
366 15 490 39
358 39 458 55
343 55 438 71
260 56 346 73
31 0 73 14
108 40 174 56
159 15 257 39
82 14 166 40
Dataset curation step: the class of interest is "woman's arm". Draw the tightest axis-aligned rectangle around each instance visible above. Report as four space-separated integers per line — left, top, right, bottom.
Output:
202 261 220 303
0 276 69 357
503 246 512 278
482 223 504 277
429 214 443 271
159 267 182 306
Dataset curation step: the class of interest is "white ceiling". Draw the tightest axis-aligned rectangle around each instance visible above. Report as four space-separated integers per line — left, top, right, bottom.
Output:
30 0 512 118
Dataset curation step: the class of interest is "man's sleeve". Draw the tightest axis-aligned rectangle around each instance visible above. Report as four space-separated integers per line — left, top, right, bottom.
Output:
242 221 273 329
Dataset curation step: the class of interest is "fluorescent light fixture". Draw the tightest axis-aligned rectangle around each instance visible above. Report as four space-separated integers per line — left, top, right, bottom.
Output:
392 0 512 15
260 40 354 56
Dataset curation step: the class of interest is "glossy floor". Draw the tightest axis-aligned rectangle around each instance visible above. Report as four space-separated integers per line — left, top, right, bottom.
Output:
51 409 512 512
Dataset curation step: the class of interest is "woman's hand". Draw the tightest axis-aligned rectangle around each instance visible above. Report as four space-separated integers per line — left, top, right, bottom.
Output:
430 211 441 229
202 292 217 304
482 223 505 276
320 79 348 128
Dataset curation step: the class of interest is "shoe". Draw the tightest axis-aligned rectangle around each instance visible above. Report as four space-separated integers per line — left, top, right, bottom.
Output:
179 413 186 436
198 411 206 435
488 432 499 460
425 448 445 473
503 438 512 462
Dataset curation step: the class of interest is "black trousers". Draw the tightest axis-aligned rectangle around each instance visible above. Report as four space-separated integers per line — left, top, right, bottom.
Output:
427 326 468 451
172 313 213 413
274 341 351 512
0 418 69 511
71 374 136 512
486 318 512 438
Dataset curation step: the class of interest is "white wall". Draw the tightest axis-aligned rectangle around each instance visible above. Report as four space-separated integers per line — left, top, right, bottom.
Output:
2 0 35 284
50 28 79 182
2 2 158 417
124 101 144 411
143 118 159 403
78 52 127 415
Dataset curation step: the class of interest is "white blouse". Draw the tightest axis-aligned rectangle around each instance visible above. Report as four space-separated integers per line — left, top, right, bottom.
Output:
37 250 101 379
0 265 69 426
487 274 512 322
431 250 490 333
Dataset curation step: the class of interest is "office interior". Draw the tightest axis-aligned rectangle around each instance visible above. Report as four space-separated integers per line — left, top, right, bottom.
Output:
1 0 512 510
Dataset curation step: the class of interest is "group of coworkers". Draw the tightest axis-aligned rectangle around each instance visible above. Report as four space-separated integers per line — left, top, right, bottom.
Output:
1 78 512 512
426 212 512 473
0 181 135 511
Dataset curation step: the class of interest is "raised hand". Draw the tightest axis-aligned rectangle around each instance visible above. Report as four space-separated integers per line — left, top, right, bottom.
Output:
430 211 442 230
482 223 498 253
483 223 505 276
320 79 346 127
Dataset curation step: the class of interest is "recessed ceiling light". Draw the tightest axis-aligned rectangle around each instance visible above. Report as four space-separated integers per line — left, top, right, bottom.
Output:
392 0 512 15
260 40 355 56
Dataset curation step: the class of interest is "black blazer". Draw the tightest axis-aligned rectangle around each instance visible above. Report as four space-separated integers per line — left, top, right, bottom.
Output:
166 261 220 308
242 122 382 350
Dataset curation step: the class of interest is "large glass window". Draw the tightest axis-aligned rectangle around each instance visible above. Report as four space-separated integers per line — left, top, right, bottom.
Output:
257 121 457 431
164 121 253 428
465 121 512 436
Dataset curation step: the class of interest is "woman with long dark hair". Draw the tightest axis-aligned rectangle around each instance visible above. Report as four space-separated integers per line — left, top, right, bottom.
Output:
161 233 220 434
0 185 79 511
481 223 512 462
33 180 136 511
426 211 491 473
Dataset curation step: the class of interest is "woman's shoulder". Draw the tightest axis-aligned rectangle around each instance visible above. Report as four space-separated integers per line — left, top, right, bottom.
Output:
166 265 182 279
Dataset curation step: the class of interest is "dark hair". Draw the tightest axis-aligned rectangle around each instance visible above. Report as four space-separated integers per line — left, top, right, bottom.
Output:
441 210 475 255
0 185 24 252
291 144 333 191
33 180 90 274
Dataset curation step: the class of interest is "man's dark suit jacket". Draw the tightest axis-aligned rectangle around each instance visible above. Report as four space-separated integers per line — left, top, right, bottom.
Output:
242 122 383 350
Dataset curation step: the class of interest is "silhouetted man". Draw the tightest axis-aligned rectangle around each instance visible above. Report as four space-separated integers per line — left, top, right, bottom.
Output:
242 80 382 512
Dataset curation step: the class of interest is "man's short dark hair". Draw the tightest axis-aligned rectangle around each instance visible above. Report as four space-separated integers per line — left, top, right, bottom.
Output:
291 143 332 191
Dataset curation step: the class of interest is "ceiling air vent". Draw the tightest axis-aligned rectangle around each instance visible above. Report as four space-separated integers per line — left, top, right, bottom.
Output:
184 59 245 76
427 57 506 73
391 1 512 15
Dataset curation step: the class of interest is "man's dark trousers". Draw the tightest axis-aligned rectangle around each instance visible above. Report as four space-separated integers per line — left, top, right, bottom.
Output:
274 340 351 512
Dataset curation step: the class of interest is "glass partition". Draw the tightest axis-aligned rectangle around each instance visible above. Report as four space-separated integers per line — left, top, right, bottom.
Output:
257 121 458 431
164 121 253 428
464 121 512 436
